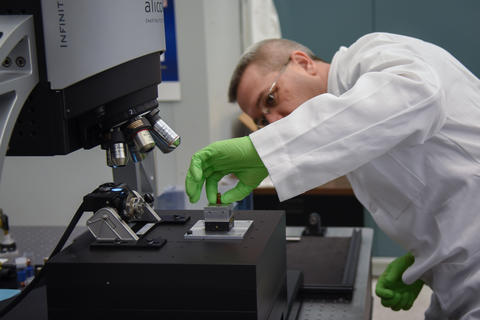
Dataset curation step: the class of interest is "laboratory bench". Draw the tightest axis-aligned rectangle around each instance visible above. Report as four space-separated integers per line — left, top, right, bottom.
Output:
0 225 373 320
254 176 365 228
254 176 354 196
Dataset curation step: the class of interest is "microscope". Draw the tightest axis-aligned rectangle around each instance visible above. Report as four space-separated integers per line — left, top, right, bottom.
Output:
0 1 290 319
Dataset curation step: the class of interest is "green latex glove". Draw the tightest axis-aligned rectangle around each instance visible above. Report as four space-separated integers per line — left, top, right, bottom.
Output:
185 136 268 204
375 252 424 311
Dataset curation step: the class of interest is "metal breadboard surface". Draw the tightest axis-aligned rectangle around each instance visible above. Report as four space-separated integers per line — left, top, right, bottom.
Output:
288 236 351 285
287 229 362 301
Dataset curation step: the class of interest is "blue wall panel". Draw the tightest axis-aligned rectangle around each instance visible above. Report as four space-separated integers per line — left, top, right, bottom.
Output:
274 0 373 61
375 0 480 76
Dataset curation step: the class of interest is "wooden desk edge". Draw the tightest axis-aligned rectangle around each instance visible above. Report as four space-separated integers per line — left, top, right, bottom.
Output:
253 187 354 196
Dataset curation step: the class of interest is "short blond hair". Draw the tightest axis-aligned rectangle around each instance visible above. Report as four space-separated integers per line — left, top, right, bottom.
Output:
228 39 323 103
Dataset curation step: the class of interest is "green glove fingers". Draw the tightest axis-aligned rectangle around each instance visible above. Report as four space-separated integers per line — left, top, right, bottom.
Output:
405 283 422 309
222 181 255 204
205 172 226 204
185 154 206 203
380 290 401 308
391 292 409 311
185 172 204 203
375 252 424 311
399 291 412 310
375 285 394 299
185 136 268 204
221 166 269 204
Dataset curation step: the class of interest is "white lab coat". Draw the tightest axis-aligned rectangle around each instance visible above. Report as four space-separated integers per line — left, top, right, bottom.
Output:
250 33 480 319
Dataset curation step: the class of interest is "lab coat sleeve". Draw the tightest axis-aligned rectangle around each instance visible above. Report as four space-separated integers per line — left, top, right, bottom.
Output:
250 35 447 201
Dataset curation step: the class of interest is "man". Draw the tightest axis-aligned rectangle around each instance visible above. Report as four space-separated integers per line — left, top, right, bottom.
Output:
185 33 480 319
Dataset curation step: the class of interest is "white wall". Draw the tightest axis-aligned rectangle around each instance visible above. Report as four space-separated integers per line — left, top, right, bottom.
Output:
154 0 243 208
0 148 112 226
0 0 243 225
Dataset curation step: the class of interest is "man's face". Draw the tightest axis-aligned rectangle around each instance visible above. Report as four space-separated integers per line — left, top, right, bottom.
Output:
236 58 323 127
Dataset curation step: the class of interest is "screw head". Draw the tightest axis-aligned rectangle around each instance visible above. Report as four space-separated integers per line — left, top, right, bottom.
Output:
2 57 12 68
15 56 26 68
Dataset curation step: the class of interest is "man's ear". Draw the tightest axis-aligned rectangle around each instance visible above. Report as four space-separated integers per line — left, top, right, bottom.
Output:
290 50 316 75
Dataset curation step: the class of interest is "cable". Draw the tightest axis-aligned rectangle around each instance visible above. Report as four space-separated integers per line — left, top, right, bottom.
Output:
0 202 86 317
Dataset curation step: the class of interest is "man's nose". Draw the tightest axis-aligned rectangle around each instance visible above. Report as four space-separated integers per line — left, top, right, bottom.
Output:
265 112 283 123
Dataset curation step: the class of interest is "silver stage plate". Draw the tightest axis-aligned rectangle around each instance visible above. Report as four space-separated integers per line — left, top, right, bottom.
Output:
184 220 253 240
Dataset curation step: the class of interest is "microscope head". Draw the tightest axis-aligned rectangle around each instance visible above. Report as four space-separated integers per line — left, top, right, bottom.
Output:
3 0 180 168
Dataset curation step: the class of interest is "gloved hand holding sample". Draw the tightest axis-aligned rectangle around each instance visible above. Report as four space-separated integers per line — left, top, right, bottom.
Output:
375 252 424 311
185 136 268 204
